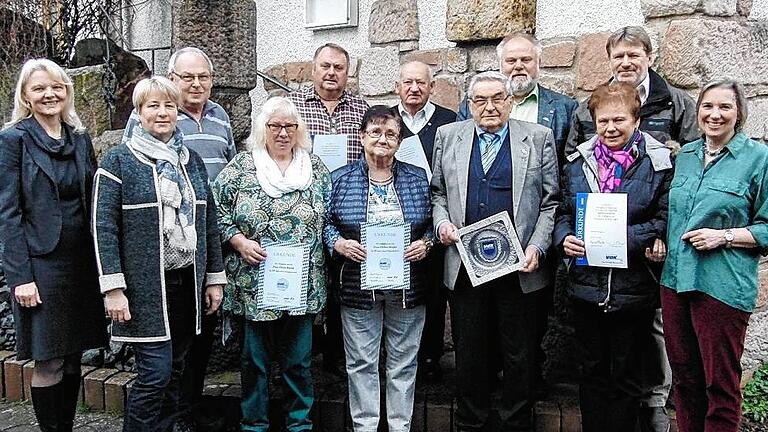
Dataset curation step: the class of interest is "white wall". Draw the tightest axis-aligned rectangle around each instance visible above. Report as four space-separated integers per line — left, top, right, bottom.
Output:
256 0 452 69
536 0 645 39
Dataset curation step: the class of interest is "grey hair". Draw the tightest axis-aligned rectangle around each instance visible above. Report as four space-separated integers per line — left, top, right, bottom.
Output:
132 76 181 110
247 96 311 151
167 47 214 75
697 78 749 132
606 26 653 56
496 32 542 67
467 71 509 100
398 60 434 82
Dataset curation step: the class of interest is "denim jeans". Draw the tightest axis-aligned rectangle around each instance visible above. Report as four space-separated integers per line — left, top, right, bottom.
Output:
341 291 426 432
240 315 314 432
122 267 196 432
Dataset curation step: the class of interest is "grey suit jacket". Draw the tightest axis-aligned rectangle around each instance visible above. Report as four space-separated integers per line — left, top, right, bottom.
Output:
430 119 560 292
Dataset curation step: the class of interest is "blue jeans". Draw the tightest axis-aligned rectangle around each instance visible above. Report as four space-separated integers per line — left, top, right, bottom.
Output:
341 291 426 432
123 267 196 432
240 315 314 432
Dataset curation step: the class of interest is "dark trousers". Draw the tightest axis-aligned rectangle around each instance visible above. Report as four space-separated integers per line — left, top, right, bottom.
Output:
123 267 196 432
178 311 217 415
419 248 448 362
240 315 314 432
661 287 751 432
449 270 539 431
573 300 655 432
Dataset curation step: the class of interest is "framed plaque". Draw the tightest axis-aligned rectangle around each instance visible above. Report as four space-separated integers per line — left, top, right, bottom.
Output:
455 211 526 287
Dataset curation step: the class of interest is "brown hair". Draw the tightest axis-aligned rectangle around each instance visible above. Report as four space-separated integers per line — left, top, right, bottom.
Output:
605 26 653 56
588 81 641 121
313 43 350 66
697 78 748 131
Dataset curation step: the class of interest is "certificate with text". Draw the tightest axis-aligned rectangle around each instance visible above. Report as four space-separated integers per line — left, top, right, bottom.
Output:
312 134 348 172
575 192 628 268
256 241 310 311
395 136 432 182
361 222 411 290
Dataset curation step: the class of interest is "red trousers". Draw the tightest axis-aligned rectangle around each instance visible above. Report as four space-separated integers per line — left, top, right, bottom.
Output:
661 287 751 432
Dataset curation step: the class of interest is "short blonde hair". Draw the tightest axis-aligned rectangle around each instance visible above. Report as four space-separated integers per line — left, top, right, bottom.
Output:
132 76 181 111
247 96 311 151
4 58 84 132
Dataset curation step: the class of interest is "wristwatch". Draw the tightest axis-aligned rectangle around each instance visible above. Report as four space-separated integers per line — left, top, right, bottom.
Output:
724 229 735 248
422 237 434 254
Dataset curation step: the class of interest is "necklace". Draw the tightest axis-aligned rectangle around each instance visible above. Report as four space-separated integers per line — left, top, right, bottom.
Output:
703 142 723 157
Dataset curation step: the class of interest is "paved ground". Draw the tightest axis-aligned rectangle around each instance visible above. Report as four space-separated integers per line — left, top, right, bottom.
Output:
0 401 123 432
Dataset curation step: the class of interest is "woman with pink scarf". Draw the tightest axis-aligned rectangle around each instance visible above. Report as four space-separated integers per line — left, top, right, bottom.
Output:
553 82 673 432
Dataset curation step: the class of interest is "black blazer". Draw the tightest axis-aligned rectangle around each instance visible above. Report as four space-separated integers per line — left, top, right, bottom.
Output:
0 117 97 288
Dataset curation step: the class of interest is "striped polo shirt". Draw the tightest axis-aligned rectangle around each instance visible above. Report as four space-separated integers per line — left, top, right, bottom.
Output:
122 100 237 181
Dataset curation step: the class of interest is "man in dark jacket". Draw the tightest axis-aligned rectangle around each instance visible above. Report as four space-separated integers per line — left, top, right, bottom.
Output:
391 61 456 381
565 26 700 432
457 33 578 169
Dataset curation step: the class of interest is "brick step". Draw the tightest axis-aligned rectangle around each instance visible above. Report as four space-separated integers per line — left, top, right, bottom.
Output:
0 352 679 431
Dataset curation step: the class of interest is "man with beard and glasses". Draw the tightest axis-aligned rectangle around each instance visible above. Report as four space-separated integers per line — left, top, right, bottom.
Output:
458 33 577 169
289 43 369 377
565 26 700 432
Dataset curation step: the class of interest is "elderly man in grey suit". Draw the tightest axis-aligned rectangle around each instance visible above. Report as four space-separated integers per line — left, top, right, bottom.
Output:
432 71 559 431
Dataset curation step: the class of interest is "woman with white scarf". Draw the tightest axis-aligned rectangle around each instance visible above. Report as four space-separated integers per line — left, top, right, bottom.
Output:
93 76 226 432
212 96 330 431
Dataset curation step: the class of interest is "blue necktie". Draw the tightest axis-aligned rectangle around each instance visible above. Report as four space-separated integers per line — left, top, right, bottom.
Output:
480 133 501 173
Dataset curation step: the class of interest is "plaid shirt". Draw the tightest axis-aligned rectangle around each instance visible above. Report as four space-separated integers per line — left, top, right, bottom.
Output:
289 85 369 163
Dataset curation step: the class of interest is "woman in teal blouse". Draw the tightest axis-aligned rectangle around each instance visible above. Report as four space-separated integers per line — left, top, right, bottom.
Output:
661 79 768 432
212 96 331 431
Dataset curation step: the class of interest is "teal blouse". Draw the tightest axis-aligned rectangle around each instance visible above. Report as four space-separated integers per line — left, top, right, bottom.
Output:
661 132 768 312
212 152 331 321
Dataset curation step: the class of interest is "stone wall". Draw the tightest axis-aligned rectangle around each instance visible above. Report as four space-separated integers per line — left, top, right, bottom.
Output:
253 0 768 142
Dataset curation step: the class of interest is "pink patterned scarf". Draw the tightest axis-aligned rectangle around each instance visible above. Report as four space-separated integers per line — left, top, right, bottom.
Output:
594 131 641 193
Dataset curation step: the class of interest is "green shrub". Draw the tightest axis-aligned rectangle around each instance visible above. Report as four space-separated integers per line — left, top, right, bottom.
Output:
743 363 768 423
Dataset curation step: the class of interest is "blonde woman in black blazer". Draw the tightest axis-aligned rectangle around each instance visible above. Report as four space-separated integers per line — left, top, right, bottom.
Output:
0 58 107 432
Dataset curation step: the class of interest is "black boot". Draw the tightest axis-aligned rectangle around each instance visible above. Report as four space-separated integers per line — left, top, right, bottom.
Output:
57 374 81 432
30 385 59 432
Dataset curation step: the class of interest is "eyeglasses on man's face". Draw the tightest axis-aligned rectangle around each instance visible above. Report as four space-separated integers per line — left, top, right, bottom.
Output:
172 71 213 84
266 123 299 134
470 95 510 107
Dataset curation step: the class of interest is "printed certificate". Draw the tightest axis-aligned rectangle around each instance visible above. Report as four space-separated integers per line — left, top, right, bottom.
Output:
312 134 348 172
456 211 525 287
395 135 432 182
361 222 411 290
256 241 310 311
575 192 628 268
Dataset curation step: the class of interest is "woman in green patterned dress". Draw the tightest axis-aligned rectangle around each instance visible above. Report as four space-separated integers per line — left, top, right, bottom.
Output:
212 96 331 431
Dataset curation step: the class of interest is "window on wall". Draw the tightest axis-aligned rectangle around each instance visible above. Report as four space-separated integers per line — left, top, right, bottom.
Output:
305 0 358 30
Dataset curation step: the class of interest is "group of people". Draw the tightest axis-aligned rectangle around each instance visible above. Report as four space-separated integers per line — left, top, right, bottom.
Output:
0 24 764 432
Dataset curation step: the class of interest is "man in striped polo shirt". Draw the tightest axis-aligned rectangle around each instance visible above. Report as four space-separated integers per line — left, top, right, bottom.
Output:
121 46 236 431
123 47 237 180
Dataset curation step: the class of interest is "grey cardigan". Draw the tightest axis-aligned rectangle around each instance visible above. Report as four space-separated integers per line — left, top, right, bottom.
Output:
92 141 226 342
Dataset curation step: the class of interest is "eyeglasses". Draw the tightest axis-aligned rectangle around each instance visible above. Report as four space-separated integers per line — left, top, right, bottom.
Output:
470 95 510 107
266 123 298 134
366 130 399 142
171 71 213 84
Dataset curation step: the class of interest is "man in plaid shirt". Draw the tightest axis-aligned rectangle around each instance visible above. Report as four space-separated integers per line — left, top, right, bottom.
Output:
289 43 368 377
289 43 369 164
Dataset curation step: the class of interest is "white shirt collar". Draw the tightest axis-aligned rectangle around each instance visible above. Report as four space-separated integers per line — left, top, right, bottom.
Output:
398 101 435 134
637 73 651 105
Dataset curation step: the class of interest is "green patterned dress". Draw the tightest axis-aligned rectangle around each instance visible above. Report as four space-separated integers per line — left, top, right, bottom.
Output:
212 151 330 321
